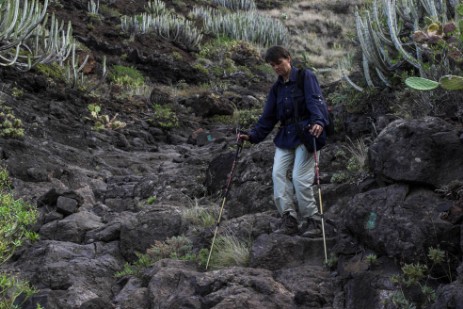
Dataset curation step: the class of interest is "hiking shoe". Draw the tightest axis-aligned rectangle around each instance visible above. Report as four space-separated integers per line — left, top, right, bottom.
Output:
274 213 299 235
300 214 322 238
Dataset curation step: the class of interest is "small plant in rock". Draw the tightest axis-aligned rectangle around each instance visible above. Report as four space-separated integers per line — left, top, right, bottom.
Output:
147 235 195 262
205 234 250 269
0 106 24 138
10 87 23 98
365 253 378 267
146 196 157 205
87 104 126 131
149 104 179 129
114 252 152 278
325 253 338 269
182 205 216 228
330 171 351 184
115 235 200 279
0 274 38 309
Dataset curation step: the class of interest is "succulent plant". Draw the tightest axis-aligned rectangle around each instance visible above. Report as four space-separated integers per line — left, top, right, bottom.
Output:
353 0 461 89
405 75 463 91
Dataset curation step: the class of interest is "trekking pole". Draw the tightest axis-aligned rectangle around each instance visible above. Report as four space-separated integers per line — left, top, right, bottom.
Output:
206 132 244 270
313 138 328 264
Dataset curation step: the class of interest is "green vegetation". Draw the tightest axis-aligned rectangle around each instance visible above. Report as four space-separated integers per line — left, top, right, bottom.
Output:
35 63 66 81
0 105 24 138
388 247 451 308
120 1 203 51
146 196 157 205
192 6 288 47
405 75 463 91
325 253 339 269
0 275 38 309
147 235 195 261
205 234 250 269
181 205 216 228
0 167 40 308
114 232 251 277
0 0 74 71
365 253 378 267
330 137 370 184
115 235 197 278
211 107 261 129
108 65 144 88
353 1 463 91
149 104 179 129
87 104 126 131
212 0 256 11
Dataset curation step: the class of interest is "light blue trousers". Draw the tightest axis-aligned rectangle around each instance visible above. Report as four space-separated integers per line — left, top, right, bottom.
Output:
272 145 319 221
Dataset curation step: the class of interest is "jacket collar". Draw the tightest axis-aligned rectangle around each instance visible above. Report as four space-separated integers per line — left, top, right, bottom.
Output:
277 66 298 84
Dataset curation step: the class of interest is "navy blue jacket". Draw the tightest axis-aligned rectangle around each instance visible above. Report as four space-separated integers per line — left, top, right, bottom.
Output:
249 67 326 149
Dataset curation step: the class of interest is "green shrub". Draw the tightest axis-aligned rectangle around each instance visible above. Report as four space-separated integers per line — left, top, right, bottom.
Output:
205 234 250 269
0 168 39 307
182 206 216 228
114 252 152 278
87 104 126 131
149 104 179 129
147 235 194 262
0 106 24 138
108 65 144 88
34 63 66 81
389 247 451 308
0 274 38 309
365 253 378 266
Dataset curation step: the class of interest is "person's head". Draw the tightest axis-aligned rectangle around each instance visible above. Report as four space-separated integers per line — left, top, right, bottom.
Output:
265 46 292 80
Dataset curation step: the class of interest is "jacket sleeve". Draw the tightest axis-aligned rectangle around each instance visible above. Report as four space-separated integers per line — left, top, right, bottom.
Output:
248 85 278 144
304 70 326 127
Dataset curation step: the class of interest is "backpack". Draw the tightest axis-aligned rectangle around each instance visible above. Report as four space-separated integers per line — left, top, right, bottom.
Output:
296 68 335 136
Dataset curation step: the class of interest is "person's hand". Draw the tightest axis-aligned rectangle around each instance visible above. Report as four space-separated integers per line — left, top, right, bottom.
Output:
238 133 250 141
309 124 323 138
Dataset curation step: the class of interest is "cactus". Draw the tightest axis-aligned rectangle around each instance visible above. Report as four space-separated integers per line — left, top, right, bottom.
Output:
353 0 458 89
439 75 463 90
0 0 74 70
405 75 463 91
405 77 440 90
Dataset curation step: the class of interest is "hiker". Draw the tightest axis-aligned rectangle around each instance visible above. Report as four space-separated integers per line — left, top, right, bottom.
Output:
238 46 328 237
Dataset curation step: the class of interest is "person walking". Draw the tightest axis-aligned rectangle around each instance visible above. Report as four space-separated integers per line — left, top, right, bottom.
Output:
239 46 327 237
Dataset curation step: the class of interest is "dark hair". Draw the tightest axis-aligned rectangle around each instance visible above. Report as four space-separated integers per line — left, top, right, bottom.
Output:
264 46 291 63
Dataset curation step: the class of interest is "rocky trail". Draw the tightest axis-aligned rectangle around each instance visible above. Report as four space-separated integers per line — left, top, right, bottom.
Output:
0 0 462 308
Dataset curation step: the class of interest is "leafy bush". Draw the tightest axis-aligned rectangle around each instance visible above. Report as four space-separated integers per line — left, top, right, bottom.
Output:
0 275 38 309
108 65 145 88
149 104 179 129
0 105 24 138
0 167 39 308
389 247 451 308
147 235 195 261
87 104 126 131
115 235 197 278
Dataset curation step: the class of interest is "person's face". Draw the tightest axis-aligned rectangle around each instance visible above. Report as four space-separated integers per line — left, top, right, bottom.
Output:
269 56 292 79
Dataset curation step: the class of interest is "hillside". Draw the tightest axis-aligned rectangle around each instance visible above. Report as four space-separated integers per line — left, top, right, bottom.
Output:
0 0 462 308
